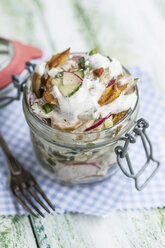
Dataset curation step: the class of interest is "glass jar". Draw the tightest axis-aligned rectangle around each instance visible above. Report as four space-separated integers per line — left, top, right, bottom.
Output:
23 80 140 185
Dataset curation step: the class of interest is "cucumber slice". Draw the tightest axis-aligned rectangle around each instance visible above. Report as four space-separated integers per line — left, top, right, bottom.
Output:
104 116 113 129
74 70 84 79
63 71 82 85
59 83 82 97
52 78 63 87
68 84 82 97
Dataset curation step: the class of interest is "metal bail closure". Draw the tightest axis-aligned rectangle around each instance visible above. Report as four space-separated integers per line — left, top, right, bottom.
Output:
115 118 160 191
0 62 35 108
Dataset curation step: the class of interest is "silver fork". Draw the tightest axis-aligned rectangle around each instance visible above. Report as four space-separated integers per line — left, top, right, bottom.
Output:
0 133 55 218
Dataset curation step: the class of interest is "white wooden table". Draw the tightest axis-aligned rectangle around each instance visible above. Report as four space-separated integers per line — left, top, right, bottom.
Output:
0 0 165 247
1 209 165 247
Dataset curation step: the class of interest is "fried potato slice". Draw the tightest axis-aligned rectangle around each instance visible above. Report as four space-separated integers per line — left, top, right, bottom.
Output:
112 110 129 125
93 67 104 77
117 74 135 95
98 83 127 106
47 48 70 69
53 120 84 131
32 72 42 98
43 77 59 106
71 120 95 133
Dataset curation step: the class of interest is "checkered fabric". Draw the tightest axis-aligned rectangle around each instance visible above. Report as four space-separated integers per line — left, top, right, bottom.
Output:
0 66 165 216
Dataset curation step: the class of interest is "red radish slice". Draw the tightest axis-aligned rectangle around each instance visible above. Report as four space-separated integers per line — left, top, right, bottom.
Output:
71 55 82 61
56 162 101 181
29 93 36 105
106 79 116 88
125 86 136 95
42 118 50 125
85 112 112 132
67 162 100 169
63 72 83 85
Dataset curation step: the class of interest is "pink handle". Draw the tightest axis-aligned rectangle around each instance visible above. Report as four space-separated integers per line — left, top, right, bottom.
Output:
0 40 43 89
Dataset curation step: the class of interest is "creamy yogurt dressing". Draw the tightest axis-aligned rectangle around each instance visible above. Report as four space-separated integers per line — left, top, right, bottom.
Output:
98 92 137 117
88 53 111 69
35 62 46 76
88 53 123 79
108 59 124 79
52 78 106 123
48 68 59 78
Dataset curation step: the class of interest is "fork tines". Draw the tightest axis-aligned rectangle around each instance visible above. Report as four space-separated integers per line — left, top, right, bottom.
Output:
13 183 55 218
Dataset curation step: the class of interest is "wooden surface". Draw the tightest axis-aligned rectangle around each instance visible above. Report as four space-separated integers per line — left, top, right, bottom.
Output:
0 216 36 247
1 209 165 247
0 0 165 247
31 210 165 248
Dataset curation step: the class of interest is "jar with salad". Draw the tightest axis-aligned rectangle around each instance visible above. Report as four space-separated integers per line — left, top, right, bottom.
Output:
23 48 158 188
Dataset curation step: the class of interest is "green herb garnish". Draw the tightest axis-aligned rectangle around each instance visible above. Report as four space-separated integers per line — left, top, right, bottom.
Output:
89 48 98 55
69 156 75 161
57 71 64 77
39 83 45 95
78 57 91 69
78 57 85 69
134 78 139 82
47 158 56 166
42 103 53 113
52 151 67 159
107 56 112 62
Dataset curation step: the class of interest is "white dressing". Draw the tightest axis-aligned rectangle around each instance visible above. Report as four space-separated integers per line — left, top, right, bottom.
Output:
88 53 123 79
98 92 137 117
52 78 105 123
108 58 123 78
35 62 46 76
89 53 111 69
48 68 59 77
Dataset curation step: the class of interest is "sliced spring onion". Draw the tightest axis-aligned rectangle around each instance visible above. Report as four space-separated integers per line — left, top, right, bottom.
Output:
57 71 64 77
134 78 139 82
47 158 56 166
42 103 53 113
107 56 112 62
89 48 98 55
78 57 91 69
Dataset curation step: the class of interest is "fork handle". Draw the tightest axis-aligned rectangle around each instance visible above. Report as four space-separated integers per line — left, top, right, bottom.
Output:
0 133 22 175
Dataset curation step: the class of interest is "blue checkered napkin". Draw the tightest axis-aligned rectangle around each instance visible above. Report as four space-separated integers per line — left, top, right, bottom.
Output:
0 66 165 216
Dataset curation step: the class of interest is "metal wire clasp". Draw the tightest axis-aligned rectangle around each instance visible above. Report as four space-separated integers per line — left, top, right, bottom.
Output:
12 61 35 93
115 118 160 191
0 62 35 108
